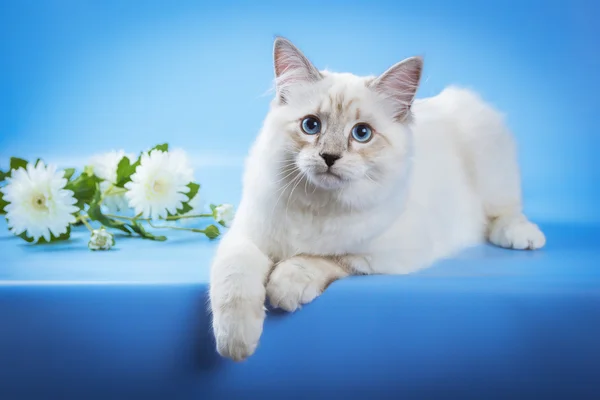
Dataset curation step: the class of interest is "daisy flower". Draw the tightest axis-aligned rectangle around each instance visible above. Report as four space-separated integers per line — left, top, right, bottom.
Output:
88 227 115 251
88 150 135 213
124 149 194 220
213 203 235 227
1 162 79 242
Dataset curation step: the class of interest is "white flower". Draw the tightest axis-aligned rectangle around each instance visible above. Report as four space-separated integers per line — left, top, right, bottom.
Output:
1 162 79 242
88 150 131 183
213 203 235 227
88 150 135 213
124 149 194 220
88 228 114 251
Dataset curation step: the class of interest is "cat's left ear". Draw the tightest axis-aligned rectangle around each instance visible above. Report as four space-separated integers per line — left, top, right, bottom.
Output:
273 37 322 103
370 56 423 121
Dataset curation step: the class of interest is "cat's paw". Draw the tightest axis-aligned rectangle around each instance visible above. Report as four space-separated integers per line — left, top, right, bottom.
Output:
211 299 265 362
266 257 326 312
488 215 546 250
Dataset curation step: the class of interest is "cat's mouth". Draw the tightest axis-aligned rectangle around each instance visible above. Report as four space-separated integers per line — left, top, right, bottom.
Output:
319 170 342 179
313 170 347 188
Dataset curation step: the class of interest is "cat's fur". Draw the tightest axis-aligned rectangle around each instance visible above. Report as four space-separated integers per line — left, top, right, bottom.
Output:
209 37 546 361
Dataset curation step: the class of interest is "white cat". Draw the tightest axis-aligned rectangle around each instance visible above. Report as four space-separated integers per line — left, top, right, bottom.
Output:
209 37 546 361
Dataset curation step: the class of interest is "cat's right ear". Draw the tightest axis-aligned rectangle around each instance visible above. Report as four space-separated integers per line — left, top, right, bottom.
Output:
273 37 321 103
369 56 423 122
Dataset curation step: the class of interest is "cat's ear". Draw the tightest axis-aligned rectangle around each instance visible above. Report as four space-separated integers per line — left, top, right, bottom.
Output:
370 56 423 121
273 37 321 103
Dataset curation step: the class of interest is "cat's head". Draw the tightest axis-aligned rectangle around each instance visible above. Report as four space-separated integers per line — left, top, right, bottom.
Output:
265 37 422 198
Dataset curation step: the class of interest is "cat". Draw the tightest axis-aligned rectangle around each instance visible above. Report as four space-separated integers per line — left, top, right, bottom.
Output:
209 37 546 361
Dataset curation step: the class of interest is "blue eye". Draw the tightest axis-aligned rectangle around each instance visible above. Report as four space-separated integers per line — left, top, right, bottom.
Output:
301 116 321 135
351 124 373 143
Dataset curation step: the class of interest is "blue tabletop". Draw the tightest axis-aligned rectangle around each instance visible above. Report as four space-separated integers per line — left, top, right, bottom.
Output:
3 218 599 287
0 219 214 284
2 217 600 399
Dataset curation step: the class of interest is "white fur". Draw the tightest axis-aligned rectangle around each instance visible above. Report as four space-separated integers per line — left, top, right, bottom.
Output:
209 40 545 361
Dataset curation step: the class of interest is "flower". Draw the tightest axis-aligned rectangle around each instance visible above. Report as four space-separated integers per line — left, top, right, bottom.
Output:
203 224 220 239
124 149 194 220
88 227 115 251
88 150 131 183
88 150 135 213
1 162 79 242
213 203 235 227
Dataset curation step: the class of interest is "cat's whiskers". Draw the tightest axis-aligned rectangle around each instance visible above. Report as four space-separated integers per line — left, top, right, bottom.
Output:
276 157 298 167
304 174 310 196
301 166 318 197
364 171 383 188
311 177 319 195
285 171 306 222
273 167 300 186
271 168 302 214
277 162 298 170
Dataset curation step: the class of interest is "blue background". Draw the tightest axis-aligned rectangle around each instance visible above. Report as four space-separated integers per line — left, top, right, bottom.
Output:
1 0 598 223
1 2 600 398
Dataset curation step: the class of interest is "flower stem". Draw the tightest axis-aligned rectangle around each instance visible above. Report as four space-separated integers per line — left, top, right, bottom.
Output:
104 214 138 221
105 213 213 221
165 213 213 220
77 214 94 232
147 220 209 233
107 186 127 196
100 184 127 203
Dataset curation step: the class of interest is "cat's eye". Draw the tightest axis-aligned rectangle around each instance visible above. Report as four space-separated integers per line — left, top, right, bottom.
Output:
301 116 321 135
351 123 373 143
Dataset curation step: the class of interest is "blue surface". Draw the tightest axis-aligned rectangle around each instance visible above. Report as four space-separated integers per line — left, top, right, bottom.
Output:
2 1 600 399
2 219 600 399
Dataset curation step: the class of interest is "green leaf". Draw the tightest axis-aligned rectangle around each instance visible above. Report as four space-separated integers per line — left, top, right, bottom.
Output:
18 226 71 244
10 157 28 171
186 182 200 201
88 208 132 235
83 165 95 176
87 185 132 234
34 158 43 167
87 183 164 241
114 156 140 188
176 202 193 215
150 143 168 153
203 224 220 239
39 226 71 243
63 168 76 181
87 184 101 210
173 182 200 215
66 173 101 209
18 232 35 243
115 157 131 180
0 191 7 214
128 221 167 241
0 169 8 182
114 144 168 188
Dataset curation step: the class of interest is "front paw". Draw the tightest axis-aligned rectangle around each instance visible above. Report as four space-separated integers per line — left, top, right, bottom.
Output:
266 257 330 312
212 300 265 361
488 215 546 250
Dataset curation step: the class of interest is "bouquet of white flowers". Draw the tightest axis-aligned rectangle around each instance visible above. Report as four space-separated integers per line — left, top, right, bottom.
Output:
0 143 233 251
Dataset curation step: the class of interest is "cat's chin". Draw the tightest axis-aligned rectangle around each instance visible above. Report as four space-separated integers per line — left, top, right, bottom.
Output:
310 171 349 190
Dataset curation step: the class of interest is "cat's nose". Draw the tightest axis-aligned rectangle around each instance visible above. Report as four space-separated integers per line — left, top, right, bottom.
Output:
320 153 341 167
